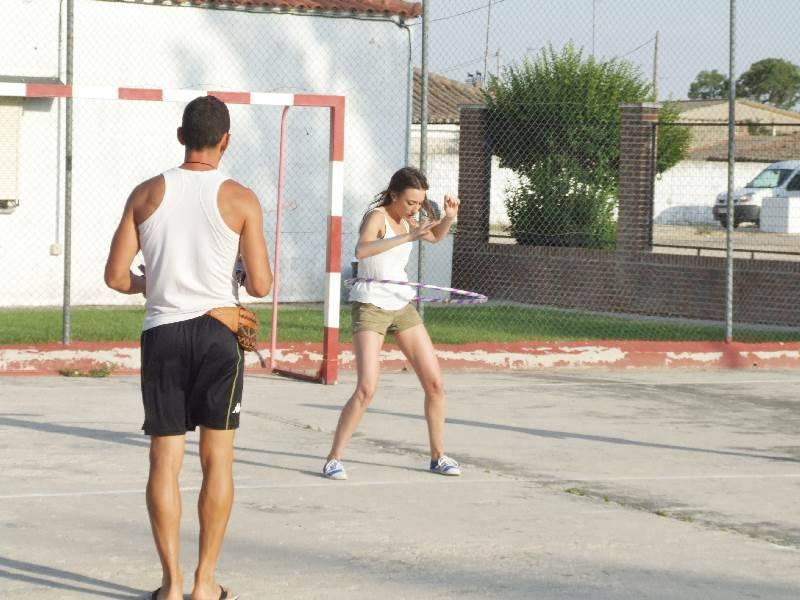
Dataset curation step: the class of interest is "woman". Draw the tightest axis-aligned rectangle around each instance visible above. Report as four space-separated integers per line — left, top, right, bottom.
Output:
323 166 461 480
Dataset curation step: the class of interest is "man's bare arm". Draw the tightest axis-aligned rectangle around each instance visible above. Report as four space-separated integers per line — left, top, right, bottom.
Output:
104 185 146 295
238 189 272 298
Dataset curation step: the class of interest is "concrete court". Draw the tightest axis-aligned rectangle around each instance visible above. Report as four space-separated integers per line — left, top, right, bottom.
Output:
0 369 798 599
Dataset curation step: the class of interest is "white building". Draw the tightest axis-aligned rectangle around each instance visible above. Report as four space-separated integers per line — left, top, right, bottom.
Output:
0 0 421 307
654 99 800 225
408 69 517 229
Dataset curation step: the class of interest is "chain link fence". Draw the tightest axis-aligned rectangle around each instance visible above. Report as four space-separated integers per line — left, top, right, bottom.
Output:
2 0 800 346
411 0 800 343
0 0 414 344
655 120 800 260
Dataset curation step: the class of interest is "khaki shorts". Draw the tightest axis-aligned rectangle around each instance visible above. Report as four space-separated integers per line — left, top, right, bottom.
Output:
351 301 423 336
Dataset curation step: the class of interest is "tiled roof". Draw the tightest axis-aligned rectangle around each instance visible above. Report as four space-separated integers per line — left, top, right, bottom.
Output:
668 99 727 112
413 69 486 124
689 133 800 162
105 0 421 17
668 99 800 122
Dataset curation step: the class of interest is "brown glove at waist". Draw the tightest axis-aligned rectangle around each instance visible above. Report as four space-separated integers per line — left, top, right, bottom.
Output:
206 306 258 352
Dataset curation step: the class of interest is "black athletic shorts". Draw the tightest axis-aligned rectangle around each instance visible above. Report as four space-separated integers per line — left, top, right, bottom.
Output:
140 314 244 436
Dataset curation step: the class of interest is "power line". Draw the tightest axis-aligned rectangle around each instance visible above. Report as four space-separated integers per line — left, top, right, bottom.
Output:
614 36 656 60
409 0 508 26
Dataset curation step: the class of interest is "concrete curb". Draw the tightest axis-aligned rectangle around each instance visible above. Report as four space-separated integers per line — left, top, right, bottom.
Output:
1 340 799 376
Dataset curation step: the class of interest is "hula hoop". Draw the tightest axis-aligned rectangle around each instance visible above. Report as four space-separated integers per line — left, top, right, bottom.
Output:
344 278 488 305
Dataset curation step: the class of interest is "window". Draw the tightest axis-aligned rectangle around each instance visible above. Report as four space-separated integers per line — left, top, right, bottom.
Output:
786 173 800 192
0 97 22 214
746 168 794 189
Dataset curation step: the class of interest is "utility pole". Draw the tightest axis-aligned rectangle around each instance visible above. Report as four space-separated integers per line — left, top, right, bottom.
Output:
63 0 74 345
652 31 660 101
417 0 430 316
483 0 493 88
592 0 596 58
725 0 736 342
495 48 502 78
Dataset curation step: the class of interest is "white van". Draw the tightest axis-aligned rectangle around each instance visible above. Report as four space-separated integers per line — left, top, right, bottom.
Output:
712 160 800 228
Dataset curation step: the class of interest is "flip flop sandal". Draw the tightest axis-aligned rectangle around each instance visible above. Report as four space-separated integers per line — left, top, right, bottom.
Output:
219 585 240 600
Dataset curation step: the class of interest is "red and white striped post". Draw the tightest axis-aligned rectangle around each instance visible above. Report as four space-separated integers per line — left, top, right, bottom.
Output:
1 83 345 384
295 95 345 385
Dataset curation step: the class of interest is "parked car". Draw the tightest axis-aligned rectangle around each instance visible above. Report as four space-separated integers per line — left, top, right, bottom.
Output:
713 160 800 228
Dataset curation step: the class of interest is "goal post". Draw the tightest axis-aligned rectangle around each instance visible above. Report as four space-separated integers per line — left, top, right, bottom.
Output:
1 82 345 385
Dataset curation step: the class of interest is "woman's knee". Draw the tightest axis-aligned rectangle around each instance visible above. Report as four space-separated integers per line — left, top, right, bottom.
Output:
422 376 444 399
352 383 377 408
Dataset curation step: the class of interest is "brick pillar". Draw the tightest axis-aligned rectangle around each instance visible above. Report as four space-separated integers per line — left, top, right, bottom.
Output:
456 105 491 239
617 103 660 254
452 105 490 290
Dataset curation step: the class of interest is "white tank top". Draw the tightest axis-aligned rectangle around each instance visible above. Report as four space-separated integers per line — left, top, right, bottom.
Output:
139 167 241 331
349 209 416 310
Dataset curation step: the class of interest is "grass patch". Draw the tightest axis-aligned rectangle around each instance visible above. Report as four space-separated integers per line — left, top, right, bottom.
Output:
58 363 114 377
1 304 798 345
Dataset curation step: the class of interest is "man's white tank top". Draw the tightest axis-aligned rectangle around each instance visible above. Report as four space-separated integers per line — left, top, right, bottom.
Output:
138 167 240 331
349 209 416 310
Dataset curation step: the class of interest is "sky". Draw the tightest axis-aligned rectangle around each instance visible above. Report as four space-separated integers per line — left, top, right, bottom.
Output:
411 0 800 103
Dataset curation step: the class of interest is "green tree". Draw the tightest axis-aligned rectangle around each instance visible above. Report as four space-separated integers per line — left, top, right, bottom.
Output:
688 69 729 100
486 44 690 247
737 58 800 109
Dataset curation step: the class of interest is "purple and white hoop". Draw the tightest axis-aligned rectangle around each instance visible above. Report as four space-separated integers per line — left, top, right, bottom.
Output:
344 278 488 305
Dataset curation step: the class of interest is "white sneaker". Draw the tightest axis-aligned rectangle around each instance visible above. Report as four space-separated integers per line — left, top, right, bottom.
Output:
323 458 347 480
430 455 461 476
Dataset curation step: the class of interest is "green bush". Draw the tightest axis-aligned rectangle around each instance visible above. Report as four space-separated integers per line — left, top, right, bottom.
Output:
504 156 616 248
486 44 690 247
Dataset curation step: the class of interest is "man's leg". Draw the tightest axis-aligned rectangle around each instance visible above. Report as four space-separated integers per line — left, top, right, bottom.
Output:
147 434 186 600
192 426 235 600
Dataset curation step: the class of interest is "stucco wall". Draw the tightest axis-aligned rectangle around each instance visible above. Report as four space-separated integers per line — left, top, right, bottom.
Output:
0 0 412 307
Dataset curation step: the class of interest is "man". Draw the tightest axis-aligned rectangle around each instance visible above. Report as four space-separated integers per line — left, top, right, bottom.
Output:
105 95 272 600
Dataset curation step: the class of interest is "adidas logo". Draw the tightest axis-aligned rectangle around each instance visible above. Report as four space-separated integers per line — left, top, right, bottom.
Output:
232 403 241 414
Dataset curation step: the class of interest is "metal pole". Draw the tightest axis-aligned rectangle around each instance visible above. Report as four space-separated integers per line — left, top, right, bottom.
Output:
652 31 660 101
482 0 493 87
592 0 596 58
62 0 74 345
725 0 736 342
417 0 429 317
403 22 414 166
495 48 501 78
270 107 290 370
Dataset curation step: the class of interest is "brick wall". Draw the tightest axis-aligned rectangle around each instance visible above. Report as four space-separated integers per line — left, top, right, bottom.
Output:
454 105 800 328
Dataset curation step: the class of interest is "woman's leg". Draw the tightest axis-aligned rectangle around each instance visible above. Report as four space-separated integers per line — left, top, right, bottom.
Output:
394 324 446 460
326 330 384 461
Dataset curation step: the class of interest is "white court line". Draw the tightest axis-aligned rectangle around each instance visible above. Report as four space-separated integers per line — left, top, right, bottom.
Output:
0 478 518 500
4 472 800 501
447 378 800 388
555 379 800 387
562 473 800 482
615 379 800 386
